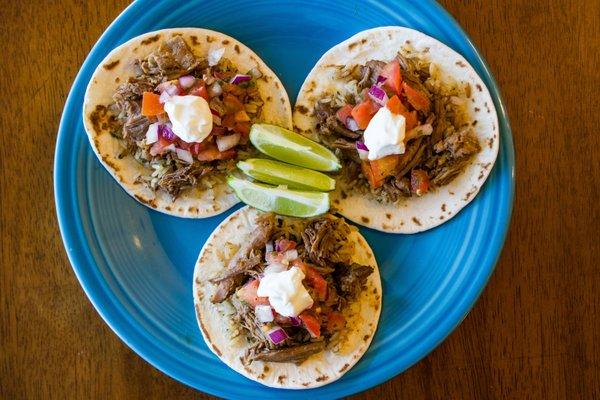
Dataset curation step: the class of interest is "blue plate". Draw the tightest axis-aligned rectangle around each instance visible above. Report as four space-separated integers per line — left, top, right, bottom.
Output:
54 0 514 398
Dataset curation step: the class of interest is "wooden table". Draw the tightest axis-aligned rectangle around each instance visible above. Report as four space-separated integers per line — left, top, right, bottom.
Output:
1 1 598 398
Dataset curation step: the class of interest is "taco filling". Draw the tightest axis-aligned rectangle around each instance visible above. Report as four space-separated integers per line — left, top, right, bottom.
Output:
209 212 374 364
312 44 481 203
95 36 265 198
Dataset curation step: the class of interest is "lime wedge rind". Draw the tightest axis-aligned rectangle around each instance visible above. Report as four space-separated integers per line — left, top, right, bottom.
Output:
227 176 330 217
250 124 341 172
237 159 335 191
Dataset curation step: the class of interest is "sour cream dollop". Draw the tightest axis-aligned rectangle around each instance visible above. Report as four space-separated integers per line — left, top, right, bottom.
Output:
363 107 406 160
257 267 313 317
164 95 213 143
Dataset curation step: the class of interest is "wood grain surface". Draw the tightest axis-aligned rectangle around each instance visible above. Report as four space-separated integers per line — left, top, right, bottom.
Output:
1 0 598 399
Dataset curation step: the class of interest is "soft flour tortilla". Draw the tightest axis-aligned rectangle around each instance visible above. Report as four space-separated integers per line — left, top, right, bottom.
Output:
83 28 293 218
192 206 381 389
294 27 499 233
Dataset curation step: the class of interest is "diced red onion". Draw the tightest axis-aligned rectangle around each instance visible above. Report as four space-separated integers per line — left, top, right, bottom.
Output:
159 124 175 141
376 75 387 85
155 81 173 93
356 141 369 151
265 241 274 253
290 317 302 327
159 90 172 104
264 263 287 275
230 74 252 84
216 133 241 152
145 123 159 144
208 81 223 98
255 305 274 323
368 84 389 106
178 75 195 89
175 148 193 163
282 249 298 264
267 326 288 344
346 117 360 132
208 47 225 66
356 141 369 160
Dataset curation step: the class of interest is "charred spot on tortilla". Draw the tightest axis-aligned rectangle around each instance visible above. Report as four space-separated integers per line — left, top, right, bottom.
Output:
189 206 198 213
339 363 350 373
472 120 478 126
363 335 370 341
476 83 482 92
474 107 480 112
488 138 494 149
412 217 422 226
348 42 359 50
361 216 370 224
333 199 340 205
206 36 215 43
455 60 466 68
440 216 445 220
385 213 392 219
190 35 200 45
141 34 160 45
316 375 329 382
234 44 240 54
295 105 309 115
166 206 172 211
103 60 120 70
340 190 348 199
222 39 230 45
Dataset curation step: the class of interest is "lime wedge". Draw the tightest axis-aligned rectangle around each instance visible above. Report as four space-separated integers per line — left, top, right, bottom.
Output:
238 159 335 191
227 176 330 217
249 124 341 172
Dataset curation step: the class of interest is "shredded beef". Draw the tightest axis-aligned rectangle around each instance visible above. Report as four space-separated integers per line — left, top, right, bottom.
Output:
301 216 350 266
314 101 361 139
157 163 205 198
139 36 199 78
334 263 374 300
122 114 152 142
357 60 386 90
250 341 325 363
231 296 272 350
211 214 276 303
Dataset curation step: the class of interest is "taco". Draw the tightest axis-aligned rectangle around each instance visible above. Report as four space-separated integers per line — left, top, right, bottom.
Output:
193 206 381 389
294 27 499 233
83 28 292 217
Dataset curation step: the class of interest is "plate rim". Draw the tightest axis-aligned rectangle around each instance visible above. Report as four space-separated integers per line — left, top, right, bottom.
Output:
54 0 515 398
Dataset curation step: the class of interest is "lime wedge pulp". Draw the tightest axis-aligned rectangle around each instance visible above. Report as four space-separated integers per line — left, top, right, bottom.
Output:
227 176 330 217
249 124 341 172
238 159 335 191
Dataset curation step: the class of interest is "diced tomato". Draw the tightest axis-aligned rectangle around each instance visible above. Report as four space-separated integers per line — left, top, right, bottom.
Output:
234 110 251 122
292 260 327 302
141 92 164 116
336 104 353 123
196 145 237 162
326 311 346 332
221 114 236 129
177 139 191 150
189 140 211 156
386 95 418 130
210 126 228 136
402 82 430 111
275 238 296 252
223 94 245 113
233 122 251 139
149 136 172 156
236 279 269 308
299 311 321 338
188 84 209 101
410 169 430 196
361 154 400 189
351 99 379 130
380 60 402 95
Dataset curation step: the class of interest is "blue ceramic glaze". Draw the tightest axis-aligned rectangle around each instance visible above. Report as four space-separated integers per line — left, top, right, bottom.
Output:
54 1 514 398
